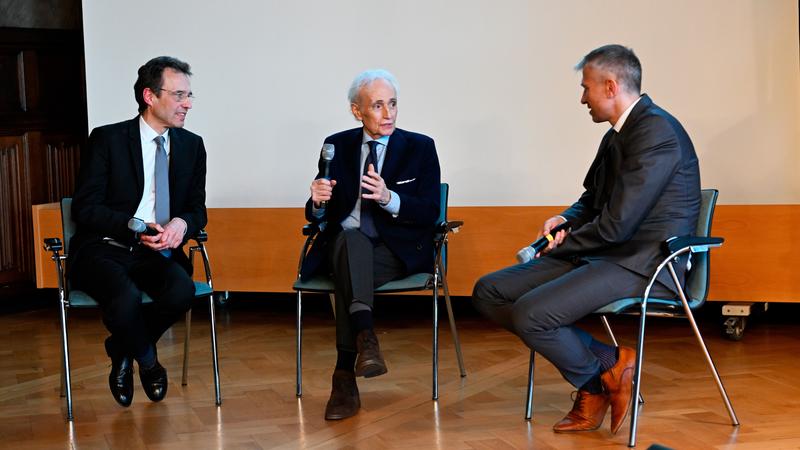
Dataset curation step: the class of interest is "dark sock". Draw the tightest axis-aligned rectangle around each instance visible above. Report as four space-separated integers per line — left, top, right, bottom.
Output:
350 310 374 335
580 374 604 394
590 338 618 372
135 345 157 370
336 350 357 372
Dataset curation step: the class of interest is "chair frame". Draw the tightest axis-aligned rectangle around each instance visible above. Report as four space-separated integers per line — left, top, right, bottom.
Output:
44 198 222 420
523 189 739 447
293 183 466 400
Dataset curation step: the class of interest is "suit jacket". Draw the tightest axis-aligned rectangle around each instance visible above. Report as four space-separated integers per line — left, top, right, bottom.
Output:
68 116 207 275
300 127 441 280
548 95 701 291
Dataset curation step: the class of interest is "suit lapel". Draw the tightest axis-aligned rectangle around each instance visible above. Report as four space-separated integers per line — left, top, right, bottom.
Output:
380 128 405 183
168 128 182 207
127 117 145 198
342 129 363 206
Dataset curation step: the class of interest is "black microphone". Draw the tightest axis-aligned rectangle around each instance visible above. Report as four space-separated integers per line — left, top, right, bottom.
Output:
515 220 572 263
127 217 159 236
319 143 335 208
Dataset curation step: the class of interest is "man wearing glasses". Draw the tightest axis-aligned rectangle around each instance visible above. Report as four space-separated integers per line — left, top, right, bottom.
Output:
69 56 207 407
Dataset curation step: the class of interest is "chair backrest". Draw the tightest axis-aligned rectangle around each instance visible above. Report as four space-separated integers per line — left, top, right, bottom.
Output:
683 189 719 304
438 183 450 271
60 197 76 255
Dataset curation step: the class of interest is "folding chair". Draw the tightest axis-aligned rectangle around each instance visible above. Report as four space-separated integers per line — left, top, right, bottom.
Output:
293 183 466 400
524 189 739 447
43 198 221 420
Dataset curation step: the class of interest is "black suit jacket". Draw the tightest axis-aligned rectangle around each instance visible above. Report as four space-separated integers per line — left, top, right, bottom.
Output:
68 116 207 274
549 95 701 290
301 127 441 280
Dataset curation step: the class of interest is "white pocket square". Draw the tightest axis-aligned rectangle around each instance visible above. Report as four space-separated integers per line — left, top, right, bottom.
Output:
396 178 416 184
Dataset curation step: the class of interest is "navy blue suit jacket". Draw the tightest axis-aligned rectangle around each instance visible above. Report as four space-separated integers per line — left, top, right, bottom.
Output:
69 116 207 275
549 95 701 290
301 127 441 280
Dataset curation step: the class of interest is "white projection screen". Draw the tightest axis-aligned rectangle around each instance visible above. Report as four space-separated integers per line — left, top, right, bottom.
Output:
82 0 800 208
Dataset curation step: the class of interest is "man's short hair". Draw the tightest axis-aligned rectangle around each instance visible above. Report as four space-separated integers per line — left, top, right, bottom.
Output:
348 69 399 104
576 45 642 94
134 56 192 114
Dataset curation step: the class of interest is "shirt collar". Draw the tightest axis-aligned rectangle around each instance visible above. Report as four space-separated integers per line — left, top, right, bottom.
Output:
361 130 390 148
139 115 170 149
613 96 642 133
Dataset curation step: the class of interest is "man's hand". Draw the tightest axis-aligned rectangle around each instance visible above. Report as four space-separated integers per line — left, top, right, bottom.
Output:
139 218 186 251
361 164 390 205
311 178 337 207
537 216 569 256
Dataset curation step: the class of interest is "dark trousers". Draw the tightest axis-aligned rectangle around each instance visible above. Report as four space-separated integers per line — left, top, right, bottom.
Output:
69 242 195 359
328 229 406 352
471 256 674 388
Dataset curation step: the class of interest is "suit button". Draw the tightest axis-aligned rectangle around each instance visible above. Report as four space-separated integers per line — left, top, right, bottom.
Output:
416 244 423 250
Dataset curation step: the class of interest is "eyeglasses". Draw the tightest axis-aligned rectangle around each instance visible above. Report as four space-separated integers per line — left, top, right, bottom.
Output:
157 88 195 102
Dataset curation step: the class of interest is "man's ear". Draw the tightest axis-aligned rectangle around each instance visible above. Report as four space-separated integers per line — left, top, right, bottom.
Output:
143 88 156 107
605 78 619 98
350 102 363 121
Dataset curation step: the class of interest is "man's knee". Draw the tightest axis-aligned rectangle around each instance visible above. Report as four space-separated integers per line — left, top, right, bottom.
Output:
471 274 505 311
158 271 195 313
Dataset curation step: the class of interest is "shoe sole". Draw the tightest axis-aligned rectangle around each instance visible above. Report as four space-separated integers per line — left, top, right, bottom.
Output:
355 360 387 378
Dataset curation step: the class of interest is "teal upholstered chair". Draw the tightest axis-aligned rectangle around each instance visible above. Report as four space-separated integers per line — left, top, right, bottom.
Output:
523 189 739 447
292 183 466 400
43 198 221 420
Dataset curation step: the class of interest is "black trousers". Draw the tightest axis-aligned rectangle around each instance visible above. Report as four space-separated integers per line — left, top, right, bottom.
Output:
472 256 675 388
69 242 195 359
328 229 406 352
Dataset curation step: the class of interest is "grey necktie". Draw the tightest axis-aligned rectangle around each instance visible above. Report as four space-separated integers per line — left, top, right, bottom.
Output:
154 135 171 257
359 140 379 240
154 135 170 226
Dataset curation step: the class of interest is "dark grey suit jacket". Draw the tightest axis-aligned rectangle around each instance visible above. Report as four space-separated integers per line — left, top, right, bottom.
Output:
68 116 207 275
548 95 701 291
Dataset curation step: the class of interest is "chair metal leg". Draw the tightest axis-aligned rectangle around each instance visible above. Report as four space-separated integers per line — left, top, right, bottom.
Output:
58 300 73 421
208 293 222 405
296 290 303 398
432 274 439 401
628 298 649 447
525 350 535 420
182 310 192 386
668 264 739 426
601 315 644 406
328 293 336 318
440 267 466 377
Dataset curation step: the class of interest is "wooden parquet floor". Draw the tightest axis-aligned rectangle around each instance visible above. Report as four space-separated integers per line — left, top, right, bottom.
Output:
1 296 799 449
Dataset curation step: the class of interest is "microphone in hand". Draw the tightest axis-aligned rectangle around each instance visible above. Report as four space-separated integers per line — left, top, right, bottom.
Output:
319 143 335 209
127 217 160 237
515 221 572 263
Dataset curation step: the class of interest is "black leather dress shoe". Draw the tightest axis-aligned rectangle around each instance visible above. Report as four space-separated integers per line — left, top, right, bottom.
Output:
109 355 134 407
355 329 387 378
139 360 168 402
324 369 360 420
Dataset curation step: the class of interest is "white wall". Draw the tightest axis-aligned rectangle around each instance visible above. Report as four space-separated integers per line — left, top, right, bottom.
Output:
82 0 800 207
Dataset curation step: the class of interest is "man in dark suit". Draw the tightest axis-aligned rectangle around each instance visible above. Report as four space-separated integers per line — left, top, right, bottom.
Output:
69 56 207 407
303 69 441 420
472 45 700 435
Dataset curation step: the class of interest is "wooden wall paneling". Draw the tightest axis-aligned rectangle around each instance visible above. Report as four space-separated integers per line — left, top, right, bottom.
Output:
43 133 81 202
0 134 32 284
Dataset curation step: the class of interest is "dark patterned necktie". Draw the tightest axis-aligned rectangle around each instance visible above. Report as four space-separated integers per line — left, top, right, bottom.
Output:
360 140 379 240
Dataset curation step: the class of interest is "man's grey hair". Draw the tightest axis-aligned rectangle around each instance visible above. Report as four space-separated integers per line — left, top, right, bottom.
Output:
348 69 399 104
575 44 642 94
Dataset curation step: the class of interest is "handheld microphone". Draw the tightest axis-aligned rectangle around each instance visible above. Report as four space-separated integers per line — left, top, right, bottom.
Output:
320 143 335 208
515 221 572 264
127 217 159 236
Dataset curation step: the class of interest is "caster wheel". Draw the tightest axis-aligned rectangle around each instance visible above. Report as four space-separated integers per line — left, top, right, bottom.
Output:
723 316 746 341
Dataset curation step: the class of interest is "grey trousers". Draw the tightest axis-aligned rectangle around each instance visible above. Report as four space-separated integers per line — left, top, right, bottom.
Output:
471 256 673 388
328 229 406 352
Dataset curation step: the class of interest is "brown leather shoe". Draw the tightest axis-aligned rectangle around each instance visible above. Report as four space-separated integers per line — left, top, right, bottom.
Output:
601 346 636 434
355 329 387 378
553 389 610 432
324 369 361 420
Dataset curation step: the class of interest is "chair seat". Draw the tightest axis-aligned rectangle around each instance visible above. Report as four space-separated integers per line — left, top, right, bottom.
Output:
594 296 704 315
68 281 212 308
293 272 434 294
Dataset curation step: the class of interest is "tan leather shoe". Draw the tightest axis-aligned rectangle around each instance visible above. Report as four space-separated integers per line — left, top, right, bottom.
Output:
601 346 636 434
355 329 387 378
553 389 610 432
324 369 360 420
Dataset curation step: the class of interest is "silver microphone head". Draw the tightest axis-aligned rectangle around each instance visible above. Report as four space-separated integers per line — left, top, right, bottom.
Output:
127 217 147 233
515 246 536 264
321 143 335 161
